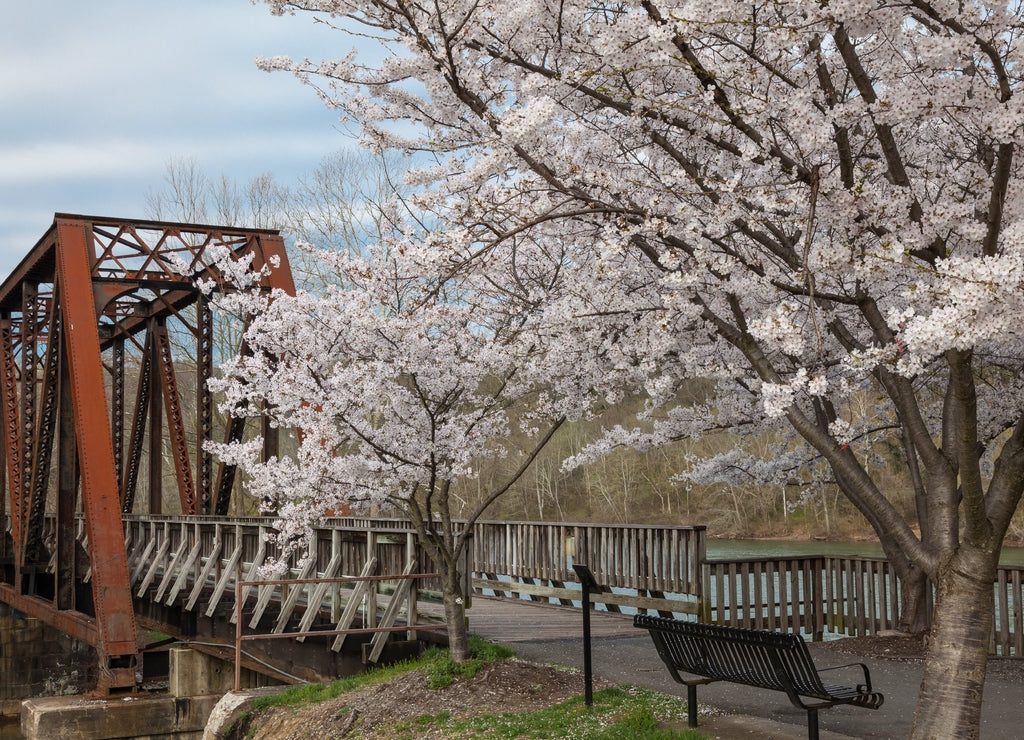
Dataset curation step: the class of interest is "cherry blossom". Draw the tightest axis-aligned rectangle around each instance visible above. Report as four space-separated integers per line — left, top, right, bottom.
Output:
250 1 1024 733
207 244 570 660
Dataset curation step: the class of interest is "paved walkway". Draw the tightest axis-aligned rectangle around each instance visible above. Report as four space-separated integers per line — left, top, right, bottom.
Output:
467 596 1022 739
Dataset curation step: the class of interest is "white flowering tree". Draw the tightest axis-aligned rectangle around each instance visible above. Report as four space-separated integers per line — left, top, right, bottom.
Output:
257 0 1024 735
207 246 571 661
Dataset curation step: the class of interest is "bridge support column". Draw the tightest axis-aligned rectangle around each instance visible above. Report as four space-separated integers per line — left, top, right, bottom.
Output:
169 648 266 696
19 650 258 736
21 694 220 740
0 603 96 717
20 648 277 739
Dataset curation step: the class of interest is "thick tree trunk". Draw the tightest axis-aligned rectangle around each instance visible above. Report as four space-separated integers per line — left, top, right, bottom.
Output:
442 575 470 662
911 549 994 740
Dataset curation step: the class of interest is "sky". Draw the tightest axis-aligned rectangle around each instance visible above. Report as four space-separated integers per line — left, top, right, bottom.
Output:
0 1 366 275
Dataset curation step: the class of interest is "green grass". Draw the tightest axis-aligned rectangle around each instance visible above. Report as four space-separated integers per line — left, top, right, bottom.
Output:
424 635 516 688
246 635 511 713
246 659 412 713
387 686 704 739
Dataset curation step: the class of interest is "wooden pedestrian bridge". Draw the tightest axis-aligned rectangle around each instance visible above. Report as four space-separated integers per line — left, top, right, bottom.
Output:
3 215 1024 703
11 511 1024 693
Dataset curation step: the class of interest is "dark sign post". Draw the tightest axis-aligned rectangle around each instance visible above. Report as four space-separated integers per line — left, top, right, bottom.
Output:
572 563 602 706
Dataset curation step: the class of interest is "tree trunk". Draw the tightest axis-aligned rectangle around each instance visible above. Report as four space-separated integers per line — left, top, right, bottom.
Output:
911 549 994 740
898 565 931 634
442 573 470 662
873 535 931 634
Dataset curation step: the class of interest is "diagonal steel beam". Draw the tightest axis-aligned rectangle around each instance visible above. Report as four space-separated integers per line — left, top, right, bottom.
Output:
55 217 138 691
121 332 152 514
0 319 22 564
25 289 61 564
152 323 196 515
18 282 39 578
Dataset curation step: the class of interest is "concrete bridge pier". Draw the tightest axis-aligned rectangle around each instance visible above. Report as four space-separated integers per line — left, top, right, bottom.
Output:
0 603 96 716
21 649 274 740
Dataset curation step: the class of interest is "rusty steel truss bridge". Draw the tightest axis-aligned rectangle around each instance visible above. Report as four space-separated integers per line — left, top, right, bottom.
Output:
0 214 293 692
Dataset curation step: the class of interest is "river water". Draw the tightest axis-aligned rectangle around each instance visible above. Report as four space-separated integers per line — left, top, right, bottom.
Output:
707 538 1024 567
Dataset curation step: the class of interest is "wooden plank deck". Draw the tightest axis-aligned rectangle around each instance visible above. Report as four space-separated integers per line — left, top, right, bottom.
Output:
466 595 637 643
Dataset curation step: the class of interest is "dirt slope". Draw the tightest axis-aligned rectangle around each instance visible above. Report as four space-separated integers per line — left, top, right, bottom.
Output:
231 659 611 739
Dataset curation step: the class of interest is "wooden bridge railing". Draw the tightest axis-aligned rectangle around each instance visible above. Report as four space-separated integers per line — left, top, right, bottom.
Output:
118 515 707 621
994 566 1024 657
120 514 445 663
704 555 1024 656
471 520 705 616
11 513 1024 657
702 556 906 640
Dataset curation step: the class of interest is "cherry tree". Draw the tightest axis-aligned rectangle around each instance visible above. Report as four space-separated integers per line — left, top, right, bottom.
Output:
207 244 572 661
257 0 1024 735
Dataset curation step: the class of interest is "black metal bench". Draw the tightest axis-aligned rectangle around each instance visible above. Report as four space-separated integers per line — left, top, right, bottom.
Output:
634 615 883 740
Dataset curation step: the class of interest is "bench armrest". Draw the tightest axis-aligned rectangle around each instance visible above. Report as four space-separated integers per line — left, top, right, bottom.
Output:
817 661 873 692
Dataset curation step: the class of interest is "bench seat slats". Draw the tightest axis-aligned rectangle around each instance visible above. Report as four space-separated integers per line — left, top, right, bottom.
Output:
635 615 883 740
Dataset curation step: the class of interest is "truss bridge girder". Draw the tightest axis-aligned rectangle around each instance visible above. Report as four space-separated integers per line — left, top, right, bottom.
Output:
0 214 294 692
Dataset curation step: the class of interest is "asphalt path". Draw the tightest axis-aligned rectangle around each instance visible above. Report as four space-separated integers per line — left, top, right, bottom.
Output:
467 596 1024 739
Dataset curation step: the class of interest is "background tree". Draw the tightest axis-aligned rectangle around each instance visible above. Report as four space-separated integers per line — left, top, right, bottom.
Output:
260 1 1024 735
145 156 290 231
284 149 408 286
145 151 406 287
141 157 293 512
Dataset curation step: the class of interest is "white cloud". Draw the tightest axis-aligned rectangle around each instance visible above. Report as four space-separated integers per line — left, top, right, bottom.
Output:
0 0 377 274
0 140 164 183
0 129 345 185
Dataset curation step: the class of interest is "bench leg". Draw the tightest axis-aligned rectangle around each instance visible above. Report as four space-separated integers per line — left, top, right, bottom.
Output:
687 685 698 727
806 708 819 740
